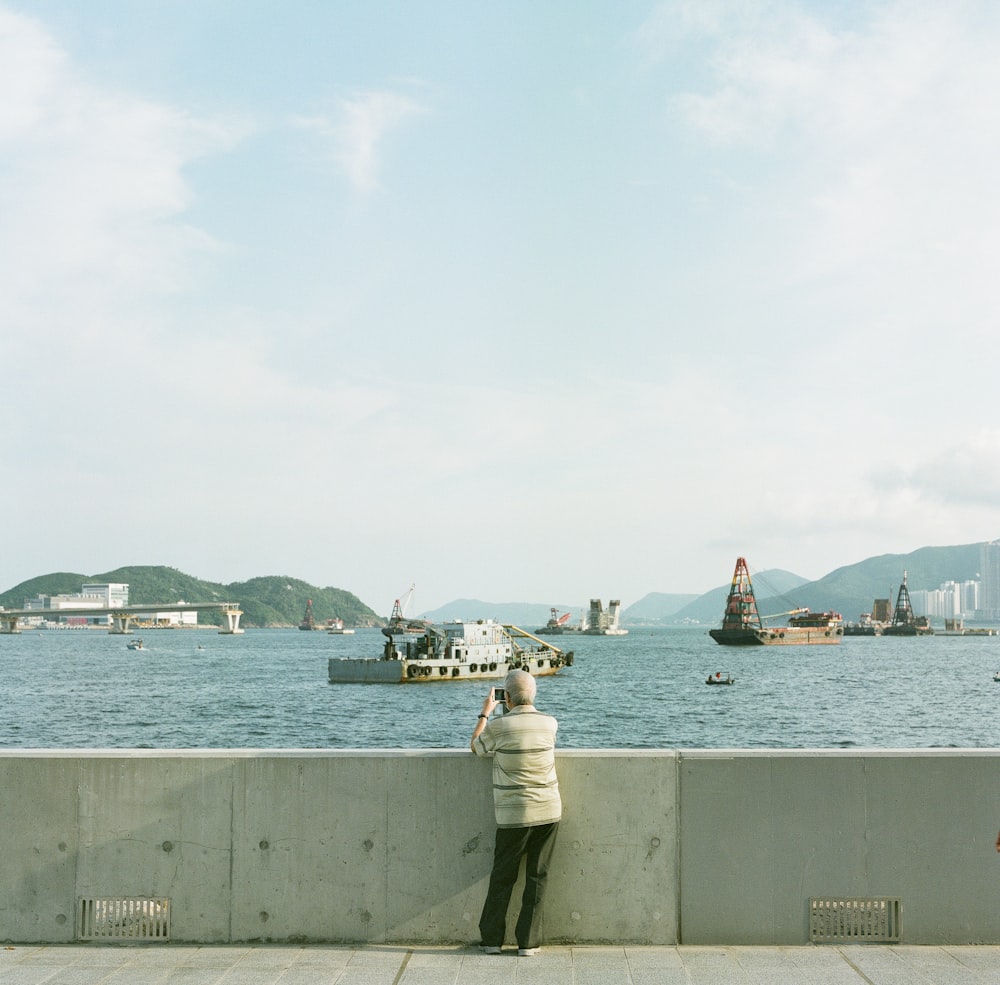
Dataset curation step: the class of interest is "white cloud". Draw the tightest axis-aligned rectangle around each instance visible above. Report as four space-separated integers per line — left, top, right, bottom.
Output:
873 431 1000 509
293 88 426 194
692 13 991 191
636 1 1000 357
0 7 65 137
0 6 246 360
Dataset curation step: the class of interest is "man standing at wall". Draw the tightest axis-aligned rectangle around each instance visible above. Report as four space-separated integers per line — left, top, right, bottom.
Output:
470 669 561 956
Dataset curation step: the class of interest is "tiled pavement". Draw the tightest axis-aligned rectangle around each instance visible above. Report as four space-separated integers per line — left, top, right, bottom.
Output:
4 943 1000 984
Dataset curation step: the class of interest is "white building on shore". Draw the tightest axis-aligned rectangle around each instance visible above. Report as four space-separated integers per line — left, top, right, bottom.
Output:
24 583 129 626
980 540 1000 621
910 580 981 621
23 582 199 627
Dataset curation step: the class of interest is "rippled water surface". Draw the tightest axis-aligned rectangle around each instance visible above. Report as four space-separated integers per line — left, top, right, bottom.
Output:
1 627 998 749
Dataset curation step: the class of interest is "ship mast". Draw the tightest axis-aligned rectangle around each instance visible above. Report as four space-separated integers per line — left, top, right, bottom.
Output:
300 599 316 631
719 557 763 631
390 584 415 625
891 570 915 628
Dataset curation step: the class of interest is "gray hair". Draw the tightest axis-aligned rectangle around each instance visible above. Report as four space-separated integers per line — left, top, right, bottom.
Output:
504 669 536 706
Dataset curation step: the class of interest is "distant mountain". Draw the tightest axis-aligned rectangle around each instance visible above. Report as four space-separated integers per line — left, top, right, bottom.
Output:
3 541 991 631
421 543 991 629
644 569 810 626
635 545 986 627
0 566 381 629
623 593 700 623
418 599 579 629
422 574 813 628
762 544 984 624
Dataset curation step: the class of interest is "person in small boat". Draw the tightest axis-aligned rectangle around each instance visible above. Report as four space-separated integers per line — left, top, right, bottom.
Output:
470 670 561 956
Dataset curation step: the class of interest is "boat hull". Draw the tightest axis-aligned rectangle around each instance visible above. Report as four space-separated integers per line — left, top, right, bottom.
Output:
844 625 881 636
537 628 628 636
329 619 573 684
709 626 843 646
709 558 843 646
328 651 568 684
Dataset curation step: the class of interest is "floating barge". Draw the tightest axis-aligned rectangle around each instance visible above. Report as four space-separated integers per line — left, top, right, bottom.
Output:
536 598 628 636
881 570 934 636
535 608 579 635
328 619 573 684
709 557 843 646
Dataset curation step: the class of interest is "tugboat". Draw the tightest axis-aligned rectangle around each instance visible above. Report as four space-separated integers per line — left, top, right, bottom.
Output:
328 619 573 684
708 557 843 646
326 617 355 635
881 571 934 636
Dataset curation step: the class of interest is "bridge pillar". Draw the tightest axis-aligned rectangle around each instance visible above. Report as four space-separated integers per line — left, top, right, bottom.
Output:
220 605 244 635
109 613 133 635
0 615 21 634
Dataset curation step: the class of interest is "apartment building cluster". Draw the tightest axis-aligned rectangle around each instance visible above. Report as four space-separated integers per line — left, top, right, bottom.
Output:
910 580 980 621
907 541 1000 621
978 540 1000 621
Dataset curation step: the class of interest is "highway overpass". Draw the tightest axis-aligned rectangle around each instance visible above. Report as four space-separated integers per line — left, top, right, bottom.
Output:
0 602 244 635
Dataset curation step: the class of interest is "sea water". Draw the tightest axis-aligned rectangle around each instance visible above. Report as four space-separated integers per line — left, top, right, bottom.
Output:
0 627 998 749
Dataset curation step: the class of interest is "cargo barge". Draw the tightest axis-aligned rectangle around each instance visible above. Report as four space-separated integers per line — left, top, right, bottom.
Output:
709 557 844 646
328 619 573 684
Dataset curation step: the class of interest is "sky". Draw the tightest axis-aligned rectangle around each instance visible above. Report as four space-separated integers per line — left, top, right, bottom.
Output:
3 0 1000 615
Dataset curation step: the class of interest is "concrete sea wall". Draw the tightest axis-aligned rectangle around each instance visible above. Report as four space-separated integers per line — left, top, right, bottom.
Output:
2 749 998 945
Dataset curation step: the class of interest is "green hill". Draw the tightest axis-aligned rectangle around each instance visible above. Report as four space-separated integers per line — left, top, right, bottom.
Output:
768 543 983 623
0 566 382 629
624 592 700 624
3 541 994 630
666 544 986 626
634 569 810 625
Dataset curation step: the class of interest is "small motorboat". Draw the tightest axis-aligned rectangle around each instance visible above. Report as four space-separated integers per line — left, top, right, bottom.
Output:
127 638 145 651
706 671 735 685
993 671 1000 683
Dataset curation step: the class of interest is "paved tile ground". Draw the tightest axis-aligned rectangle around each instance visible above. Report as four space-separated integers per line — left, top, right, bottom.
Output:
3 944 1000 985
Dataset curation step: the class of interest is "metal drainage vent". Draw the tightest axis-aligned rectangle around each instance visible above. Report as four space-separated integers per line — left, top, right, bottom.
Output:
77 897 170 941
809 897 901 943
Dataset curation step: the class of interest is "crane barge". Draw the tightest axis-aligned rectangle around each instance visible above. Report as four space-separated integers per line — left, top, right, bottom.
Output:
709 557 844 646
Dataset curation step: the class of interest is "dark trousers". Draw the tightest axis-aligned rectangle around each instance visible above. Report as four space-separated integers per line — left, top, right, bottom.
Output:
478 821 559 949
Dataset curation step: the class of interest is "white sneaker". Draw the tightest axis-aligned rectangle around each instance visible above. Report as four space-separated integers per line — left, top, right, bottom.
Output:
517 947 540 956
479 945 502 955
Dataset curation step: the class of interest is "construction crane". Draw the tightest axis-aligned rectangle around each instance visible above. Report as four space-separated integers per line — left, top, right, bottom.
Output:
760 607 808 622
549 608 571 627
390 584 416 623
